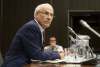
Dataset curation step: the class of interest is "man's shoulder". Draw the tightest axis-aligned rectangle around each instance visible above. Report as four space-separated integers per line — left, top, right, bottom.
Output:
17 19 39 34
25 20 37 27
20 20 38 30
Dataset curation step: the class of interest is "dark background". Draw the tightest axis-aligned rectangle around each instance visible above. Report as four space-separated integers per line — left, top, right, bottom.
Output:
0 0 100 57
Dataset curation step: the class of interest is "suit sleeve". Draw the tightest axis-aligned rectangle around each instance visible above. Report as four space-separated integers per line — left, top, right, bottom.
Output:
19 24 60 60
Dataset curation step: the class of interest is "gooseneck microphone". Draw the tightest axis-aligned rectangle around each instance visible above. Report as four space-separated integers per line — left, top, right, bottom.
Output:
80 19 100 38
67 26 81 39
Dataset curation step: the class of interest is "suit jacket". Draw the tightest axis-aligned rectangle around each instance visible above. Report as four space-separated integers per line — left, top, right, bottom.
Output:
2 19 60 67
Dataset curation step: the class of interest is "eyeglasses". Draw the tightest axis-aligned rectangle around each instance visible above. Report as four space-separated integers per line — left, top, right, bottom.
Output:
50 40 56 41
39 11 54 17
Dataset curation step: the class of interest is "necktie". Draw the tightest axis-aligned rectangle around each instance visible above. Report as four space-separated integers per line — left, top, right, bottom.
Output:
42 31 45 44
41 31 45 50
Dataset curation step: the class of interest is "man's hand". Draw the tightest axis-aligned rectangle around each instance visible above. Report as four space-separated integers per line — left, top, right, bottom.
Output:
58 52 65 59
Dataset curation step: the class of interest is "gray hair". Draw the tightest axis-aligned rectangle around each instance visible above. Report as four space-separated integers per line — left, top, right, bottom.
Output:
34 3 54 17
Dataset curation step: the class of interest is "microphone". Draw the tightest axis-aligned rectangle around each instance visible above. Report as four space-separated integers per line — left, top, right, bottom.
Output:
67 26 76 34
80 19 100 38
67 26 81 39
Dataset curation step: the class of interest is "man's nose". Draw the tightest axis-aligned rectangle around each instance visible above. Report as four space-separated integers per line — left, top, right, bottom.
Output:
47 15 52 20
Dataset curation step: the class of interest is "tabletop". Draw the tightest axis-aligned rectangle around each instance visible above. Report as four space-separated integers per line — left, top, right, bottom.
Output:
24 63 100 67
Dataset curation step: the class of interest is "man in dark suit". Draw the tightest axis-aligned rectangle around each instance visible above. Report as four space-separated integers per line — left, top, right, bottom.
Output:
2 3 64 67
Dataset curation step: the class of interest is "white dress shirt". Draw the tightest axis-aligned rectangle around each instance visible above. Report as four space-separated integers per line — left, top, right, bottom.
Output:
34 19 44 44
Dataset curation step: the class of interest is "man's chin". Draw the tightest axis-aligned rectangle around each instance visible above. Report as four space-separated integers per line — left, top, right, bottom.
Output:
44 24 50 28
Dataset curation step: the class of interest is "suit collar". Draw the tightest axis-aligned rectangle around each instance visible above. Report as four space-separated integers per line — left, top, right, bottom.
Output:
34 19 44 33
